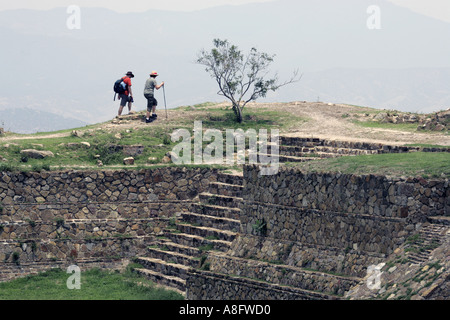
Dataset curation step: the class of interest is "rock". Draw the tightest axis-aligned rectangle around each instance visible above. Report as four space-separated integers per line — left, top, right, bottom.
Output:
67 143 80 148
35 197 46 203
123 145 144 156
161 156 171 164
123 157 135 165
20 149 54 159
374 112 388 121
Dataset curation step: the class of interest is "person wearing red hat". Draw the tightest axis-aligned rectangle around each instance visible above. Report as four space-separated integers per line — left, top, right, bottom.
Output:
118 71 134 116
143 71 164 123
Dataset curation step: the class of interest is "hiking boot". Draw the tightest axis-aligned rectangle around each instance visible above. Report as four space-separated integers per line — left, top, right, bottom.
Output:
146 118 154 123
151 114 157 119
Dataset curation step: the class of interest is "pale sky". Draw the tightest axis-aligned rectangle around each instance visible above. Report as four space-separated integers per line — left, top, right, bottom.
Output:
0 0 449 22
0 0 274 13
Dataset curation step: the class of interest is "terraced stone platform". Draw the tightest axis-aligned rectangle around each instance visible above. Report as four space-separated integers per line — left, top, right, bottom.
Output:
134 172 243 296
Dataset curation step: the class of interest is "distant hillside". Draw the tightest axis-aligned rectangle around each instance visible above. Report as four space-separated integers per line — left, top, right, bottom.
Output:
0 0 449 126
0 108 88 134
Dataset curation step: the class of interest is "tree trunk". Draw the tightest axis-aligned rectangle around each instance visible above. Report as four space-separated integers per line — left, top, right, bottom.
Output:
233 104 243 123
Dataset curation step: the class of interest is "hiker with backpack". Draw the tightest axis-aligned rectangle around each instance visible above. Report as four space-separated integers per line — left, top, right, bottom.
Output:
144 71 164 123
116 71 134 116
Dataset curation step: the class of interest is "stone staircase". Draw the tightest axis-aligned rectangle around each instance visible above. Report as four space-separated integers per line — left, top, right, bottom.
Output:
258 137 382 163
134 172 243 296
133 169 365 300
263 136 448 163
406 220 450 264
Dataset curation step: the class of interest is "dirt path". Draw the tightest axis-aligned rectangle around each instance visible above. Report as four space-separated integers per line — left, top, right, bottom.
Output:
246 102 450 146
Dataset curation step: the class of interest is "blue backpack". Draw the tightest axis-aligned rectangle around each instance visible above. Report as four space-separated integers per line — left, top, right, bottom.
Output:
113 78 127 100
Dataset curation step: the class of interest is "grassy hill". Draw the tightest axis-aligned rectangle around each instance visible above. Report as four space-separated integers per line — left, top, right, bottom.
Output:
0 101 449 178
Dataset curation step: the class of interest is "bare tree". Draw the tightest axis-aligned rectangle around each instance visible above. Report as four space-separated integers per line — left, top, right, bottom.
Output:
197 39 301 123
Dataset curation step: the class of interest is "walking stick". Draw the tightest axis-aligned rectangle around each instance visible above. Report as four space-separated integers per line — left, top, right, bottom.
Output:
163 84 168 120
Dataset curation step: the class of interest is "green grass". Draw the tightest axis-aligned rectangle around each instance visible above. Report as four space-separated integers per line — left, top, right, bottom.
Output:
0 104 305 172
289 152 450 178
178 104 306 132
0 127 176 170
0 265 184 300
351 119 419 132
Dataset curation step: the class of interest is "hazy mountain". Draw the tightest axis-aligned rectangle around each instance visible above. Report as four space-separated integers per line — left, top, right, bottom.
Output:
285 67 450 113
0 0 449 132
0 107 88 134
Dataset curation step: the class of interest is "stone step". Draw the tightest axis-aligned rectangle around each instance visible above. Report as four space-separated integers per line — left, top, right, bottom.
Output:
280 150 343 159
199 193 243 209
314 146 379 155
256 152 321 163
407 251 433 264
406 223 448 264
163 231 232 252
427 216 450 226
323 140 383 151
208 181 243 198
277 145 333 157
419 224 449 239
175 223 238 243
153 239 202 257
280 137 323 147
135 256 191 280
180 212 241 232
279 145 378 157
134 267 186 294
279 145 316 153
190 203 241 220
146 247 200 268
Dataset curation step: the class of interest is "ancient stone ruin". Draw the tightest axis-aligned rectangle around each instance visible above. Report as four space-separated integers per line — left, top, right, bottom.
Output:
0 137 448 300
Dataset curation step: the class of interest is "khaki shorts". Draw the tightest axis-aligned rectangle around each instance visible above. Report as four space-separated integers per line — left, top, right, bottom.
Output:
144 93 158 111
119 94 130 107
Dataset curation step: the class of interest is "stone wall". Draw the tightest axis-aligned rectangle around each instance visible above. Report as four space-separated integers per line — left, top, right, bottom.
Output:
1 201 186 222
243 166 448 220
224 165 448 278
0 167 218 280
280 136 450 154
186 269 336 300
207 252 360 296
1 164 447 298
0 167 218 205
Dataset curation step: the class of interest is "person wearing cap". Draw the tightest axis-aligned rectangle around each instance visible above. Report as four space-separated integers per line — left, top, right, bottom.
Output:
118 71 134 116
143 71 164 123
